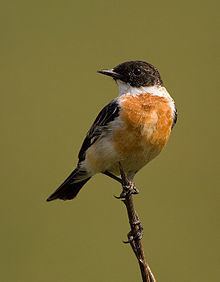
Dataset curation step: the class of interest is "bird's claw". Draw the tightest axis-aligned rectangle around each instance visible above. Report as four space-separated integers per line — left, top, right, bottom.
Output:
114 182 139 200
114 194 123 200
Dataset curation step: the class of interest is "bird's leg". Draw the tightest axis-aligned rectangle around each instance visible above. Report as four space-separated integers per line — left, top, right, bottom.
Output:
103 170 138 199
103 171 122 184
114 163 139 200
116 181 139 199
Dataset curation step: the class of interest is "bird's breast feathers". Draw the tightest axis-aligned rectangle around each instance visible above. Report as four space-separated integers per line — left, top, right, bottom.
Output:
117 91 175 150
83 88 176 175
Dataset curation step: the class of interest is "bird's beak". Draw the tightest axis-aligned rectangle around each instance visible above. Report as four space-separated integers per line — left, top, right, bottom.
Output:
97 69 122 80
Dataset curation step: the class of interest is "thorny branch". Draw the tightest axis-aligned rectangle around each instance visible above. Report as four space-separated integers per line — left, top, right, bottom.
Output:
116 162 156 282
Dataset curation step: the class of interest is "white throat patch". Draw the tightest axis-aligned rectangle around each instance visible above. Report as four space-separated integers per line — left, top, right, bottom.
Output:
117 80 167 97
116 80 176 116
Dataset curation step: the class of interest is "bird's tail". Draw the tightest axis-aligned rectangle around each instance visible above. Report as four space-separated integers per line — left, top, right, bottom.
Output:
46 168 91 201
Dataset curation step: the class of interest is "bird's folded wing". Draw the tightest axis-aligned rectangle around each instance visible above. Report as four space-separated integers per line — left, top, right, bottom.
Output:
78 99 120 162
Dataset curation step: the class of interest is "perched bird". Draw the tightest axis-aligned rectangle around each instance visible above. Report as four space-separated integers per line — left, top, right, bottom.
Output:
47 61 177 201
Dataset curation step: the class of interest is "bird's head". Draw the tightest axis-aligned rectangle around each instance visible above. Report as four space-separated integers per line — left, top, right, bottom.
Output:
98 61 163 89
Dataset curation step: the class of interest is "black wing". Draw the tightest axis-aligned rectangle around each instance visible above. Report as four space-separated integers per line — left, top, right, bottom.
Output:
172 106 178 129
78 99 120 162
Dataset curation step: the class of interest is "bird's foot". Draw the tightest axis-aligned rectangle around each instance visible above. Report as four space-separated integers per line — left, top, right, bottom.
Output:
114 181 139 200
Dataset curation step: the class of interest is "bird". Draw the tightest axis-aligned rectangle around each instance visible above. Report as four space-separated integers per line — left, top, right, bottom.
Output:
47 60 177 201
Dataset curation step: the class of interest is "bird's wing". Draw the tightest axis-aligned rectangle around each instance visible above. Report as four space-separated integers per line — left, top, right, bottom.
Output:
78 99 120 162
172 107 178 129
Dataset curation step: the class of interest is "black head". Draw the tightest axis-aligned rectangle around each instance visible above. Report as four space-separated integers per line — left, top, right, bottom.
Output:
98 61 163 87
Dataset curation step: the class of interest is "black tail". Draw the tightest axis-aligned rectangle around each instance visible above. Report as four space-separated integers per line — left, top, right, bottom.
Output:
46 169 91 201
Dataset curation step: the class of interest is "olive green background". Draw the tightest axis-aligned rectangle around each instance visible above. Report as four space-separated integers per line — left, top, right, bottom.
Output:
1 0 219 281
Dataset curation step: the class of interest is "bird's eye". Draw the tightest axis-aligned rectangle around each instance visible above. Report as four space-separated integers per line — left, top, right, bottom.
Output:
133 68 141 76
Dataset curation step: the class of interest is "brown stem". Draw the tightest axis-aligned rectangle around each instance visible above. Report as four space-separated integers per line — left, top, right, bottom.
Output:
118 162 156 282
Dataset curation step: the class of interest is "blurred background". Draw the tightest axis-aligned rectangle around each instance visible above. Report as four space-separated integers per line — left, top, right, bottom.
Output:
1 0 219 281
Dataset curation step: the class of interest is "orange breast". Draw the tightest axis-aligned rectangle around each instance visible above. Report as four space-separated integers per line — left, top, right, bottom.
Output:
113 94 173 157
